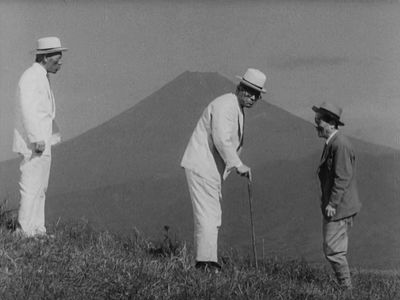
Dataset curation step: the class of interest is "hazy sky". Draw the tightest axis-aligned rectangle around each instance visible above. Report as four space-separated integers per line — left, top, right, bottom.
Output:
1 0 400 161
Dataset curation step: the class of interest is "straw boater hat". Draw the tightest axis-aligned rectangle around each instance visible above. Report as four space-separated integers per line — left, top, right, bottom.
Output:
312 101 345 126
35 37 68 54
236 68 267 93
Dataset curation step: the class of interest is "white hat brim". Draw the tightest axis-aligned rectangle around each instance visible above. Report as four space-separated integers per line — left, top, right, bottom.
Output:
236 75 266 93
36 47 68 54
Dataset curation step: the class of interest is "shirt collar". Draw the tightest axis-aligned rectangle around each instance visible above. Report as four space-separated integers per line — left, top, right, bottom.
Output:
326 130 338 145
234 93 244 113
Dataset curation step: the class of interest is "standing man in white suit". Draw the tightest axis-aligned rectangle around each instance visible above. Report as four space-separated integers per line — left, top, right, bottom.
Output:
181 68 267 271
13 37 67 238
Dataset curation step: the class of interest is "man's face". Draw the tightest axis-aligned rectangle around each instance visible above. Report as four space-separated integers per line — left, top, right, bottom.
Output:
46 53 63 74
237 85 262 108
314 112 333 139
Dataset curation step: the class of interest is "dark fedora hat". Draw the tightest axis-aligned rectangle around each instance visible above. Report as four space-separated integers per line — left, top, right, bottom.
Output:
312 101 344 126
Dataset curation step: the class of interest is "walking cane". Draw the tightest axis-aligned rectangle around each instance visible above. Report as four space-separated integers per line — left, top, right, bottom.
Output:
247 179 258 269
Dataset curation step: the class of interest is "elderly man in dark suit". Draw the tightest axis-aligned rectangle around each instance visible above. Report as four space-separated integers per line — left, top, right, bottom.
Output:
313 102 362 290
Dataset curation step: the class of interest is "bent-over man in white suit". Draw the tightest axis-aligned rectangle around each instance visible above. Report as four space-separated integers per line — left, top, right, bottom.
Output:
181 68 267 271
13 37 67 238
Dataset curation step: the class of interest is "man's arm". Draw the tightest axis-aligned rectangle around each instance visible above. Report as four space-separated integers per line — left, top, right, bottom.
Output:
19 76 46 152
329 142 354 207
211 102 243 171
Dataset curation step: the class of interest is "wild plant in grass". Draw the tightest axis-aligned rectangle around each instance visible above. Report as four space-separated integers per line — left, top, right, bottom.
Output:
148 225 185 258
0 197 18 231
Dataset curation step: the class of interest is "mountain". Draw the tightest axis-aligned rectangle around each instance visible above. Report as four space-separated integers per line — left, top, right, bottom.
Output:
0 71 399 269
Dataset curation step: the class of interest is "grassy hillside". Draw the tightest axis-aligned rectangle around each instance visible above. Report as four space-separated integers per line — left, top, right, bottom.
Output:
0 218 398 300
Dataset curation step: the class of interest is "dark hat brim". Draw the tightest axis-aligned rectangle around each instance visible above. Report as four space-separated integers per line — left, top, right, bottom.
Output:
312 106 344 126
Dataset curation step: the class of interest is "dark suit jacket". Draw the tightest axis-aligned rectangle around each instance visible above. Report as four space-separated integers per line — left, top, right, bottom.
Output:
318 132 362 221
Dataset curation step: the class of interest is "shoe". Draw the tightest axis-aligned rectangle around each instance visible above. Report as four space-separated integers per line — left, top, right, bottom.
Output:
340 286 354 299
338 279 353 290
336 280 353 298
195 261 222 273
12 228 27 239
340 283 353 291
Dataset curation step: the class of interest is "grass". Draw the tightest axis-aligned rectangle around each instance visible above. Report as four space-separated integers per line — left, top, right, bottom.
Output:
0 218 398 299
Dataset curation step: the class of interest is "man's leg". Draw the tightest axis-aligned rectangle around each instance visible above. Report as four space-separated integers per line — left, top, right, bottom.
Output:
18 154 51 236
322 217 353 288
185 169 221 263
33 155 51 235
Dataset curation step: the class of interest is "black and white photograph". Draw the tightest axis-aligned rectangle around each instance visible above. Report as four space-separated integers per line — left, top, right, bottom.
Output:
0 0 399 299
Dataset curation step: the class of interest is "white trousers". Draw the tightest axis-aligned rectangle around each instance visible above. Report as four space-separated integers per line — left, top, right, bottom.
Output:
185 169 222 263
18 153 51 237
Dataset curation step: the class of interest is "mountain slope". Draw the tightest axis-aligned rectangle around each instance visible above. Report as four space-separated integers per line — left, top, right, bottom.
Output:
0 71 399 269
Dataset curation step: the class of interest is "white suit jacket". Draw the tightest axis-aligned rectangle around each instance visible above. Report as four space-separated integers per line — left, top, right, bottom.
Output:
181 93 244 184
13 63 59 156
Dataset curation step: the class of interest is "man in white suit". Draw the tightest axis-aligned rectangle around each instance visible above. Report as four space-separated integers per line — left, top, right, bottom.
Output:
181 68 267 271
13 37 67 238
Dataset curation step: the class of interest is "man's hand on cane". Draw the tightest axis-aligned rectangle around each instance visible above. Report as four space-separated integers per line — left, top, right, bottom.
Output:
236 163 252 181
